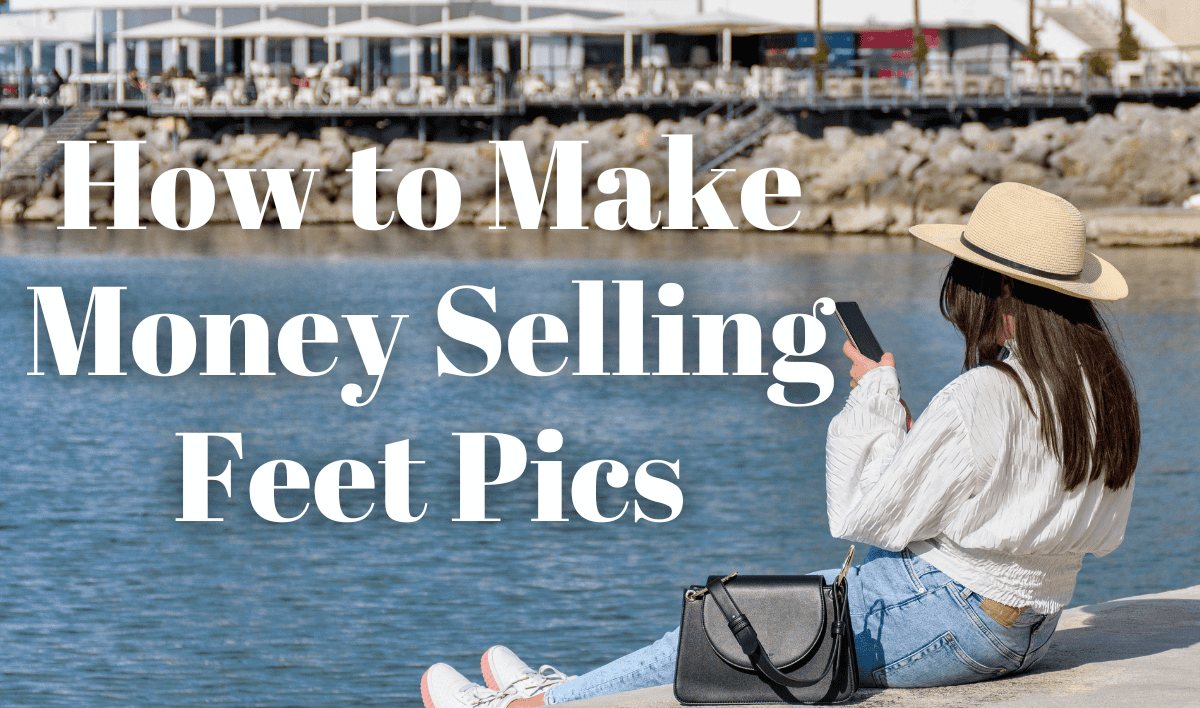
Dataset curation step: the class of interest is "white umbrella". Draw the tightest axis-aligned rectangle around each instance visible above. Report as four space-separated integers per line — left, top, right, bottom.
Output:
512 13 624 36
595 11 692 33
223 18 325 38
414 15 518 36
122 18 220 39
326 18 420 39
0 9 96 43
633 10 783 35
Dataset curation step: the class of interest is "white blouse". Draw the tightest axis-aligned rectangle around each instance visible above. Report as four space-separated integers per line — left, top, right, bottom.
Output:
825 351 1134 614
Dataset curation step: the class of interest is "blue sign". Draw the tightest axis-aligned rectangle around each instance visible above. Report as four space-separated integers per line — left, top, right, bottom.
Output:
794 31 855 66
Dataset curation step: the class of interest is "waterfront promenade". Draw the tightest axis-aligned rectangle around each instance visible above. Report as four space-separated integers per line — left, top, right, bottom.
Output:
4 55 1200 129
557 583 1200 707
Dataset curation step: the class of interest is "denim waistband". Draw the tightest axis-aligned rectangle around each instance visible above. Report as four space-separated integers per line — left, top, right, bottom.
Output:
904 549 1053 629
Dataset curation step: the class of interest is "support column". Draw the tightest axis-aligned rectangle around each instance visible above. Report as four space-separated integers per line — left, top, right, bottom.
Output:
32 39 42 71
521 35 530 70
569 33 584 70
441 3 450 73
215 8 224 76
520 1 530 72
468 35 477 74
360 3 369 92
327 6 337 67
294 38 308 72
362 38 370 90
72 42 84 75
15 42 24 101
256 5 267 70
171 8 181 71
95 10 105 71
624 31 633 78
115 9 125 101
409 37 420 86
136 41 148 74
187 40 200 73
493 36 509 73
722 28 731 71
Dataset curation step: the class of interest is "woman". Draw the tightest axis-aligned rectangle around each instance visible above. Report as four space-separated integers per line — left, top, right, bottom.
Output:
420 183 1140 707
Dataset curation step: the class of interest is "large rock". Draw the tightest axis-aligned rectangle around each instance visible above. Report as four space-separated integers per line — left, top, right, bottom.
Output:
789 204 832 231
1000 162 1051 186
0 198 24 222
23 197 62 221
823 126 853 151
959 122 989 147
1009 130 1053 165
382 138 427 163
832 204 890 233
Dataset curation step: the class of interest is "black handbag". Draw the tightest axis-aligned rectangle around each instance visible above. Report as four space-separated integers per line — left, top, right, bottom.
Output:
673 547 859 705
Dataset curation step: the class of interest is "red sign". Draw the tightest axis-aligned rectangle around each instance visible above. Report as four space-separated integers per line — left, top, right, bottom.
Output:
859 28 940 49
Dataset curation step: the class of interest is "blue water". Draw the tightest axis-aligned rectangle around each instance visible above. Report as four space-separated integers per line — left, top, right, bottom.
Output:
1 230 1197 706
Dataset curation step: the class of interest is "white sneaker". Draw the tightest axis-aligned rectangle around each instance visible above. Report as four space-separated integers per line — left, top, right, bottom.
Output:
481 646 575 699
421 663 519 708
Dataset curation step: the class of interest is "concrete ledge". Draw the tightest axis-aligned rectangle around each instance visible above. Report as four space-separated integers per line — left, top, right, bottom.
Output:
1085 209 1200 246
557 584 1200 707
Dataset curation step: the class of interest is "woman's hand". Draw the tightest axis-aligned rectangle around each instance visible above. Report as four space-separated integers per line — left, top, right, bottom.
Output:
843 339 896 389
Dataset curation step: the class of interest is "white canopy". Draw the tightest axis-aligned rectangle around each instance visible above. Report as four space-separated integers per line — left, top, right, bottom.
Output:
602 10 784 35
121 18 221 39
512 13 624 35
326 17 420 38
414 15 518 36
222 17 325 38
0 9 96 42
595 11 685 32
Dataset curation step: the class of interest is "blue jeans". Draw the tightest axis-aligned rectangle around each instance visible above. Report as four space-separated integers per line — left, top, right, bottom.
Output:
544 548 1060 703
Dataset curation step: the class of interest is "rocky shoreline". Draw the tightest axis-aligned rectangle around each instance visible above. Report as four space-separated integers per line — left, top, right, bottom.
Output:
3 103 1200 245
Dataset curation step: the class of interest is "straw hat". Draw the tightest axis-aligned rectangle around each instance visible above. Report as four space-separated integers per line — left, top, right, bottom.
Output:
909 182 1127 301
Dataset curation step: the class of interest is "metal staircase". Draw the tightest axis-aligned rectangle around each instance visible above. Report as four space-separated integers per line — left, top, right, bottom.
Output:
694 104 777 174
0 105 106 185
1042 5 1119 50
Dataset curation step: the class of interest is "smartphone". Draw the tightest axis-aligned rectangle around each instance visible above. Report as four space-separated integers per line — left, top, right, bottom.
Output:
834 302 886 362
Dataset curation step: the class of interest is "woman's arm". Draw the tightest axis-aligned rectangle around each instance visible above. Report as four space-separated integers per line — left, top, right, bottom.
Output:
825 365 980 551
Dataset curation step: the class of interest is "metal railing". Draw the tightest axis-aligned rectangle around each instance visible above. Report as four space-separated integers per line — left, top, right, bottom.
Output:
0 105 49 173
4 46 1198 114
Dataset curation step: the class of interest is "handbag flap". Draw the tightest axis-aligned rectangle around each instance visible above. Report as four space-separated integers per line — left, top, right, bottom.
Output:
701 575 827 671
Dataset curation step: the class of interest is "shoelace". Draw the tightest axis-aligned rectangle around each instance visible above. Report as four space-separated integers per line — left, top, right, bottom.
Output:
458 682 514 708
513 665 575 693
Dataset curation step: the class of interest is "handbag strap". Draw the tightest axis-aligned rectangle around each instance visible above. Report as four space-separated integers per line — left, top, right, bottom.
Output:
704 575 849 689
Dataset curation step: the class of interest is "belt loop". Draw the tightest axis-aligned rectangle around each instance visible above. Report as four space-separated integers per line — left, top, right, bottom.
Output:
960 586 974 601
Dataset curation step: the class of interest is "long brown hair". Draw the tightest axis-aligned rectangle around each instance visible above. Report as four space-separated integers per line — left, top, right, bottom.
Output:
939 257 1139 491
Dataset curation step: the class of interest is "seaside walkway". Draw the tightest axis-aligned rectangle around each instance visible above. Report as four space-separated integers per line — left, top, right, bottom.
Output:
557 583 1200 707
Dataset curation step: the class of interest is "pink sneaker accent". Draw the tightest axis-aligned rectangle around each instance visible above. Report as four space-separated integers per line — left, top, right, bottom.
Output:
482 648 501 691
420 667 436 708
